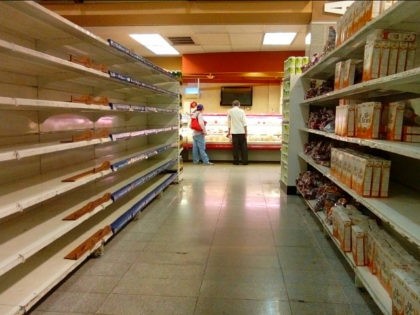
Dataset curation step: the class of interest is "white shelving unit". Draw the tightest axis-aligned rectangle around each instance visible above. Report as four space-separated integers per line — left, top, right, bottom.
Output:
0 2 180 314
283 1 420 313
299 197 392 315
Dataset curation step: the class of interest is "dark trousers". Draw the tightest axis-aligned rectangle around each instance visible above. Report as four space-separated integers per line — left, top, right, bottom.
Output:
231 133 248 164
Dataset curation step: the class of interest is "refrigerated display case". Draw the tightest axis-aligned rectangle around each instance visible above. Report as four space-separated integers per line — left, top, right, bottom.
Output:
181 113 282 161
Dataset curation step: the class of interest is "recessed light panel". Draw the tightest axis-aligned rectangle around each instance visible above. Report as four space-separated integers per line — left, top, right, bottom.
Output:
130 34 179 55
263 32 297 45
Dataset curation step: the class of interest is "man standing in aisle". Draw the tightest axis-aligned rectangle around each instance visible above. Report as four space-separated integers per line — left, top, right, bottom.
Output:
227 99 248 165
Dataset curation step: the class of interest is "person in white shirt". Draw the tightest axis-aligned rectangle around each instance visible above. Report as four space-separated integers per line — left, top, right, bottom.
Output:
227 99 248 165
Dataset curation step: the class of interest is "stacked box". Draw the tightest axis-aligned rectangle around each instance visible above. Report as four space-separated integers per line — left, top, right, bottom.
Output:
403 125 420 143
356 102 382 139
391 269 420 315
363 30 417 81
330 148 391 197
336 1 399 47
335 101 357 137
351 225 366 266
284 56 309 77
334 61 344 90
336 209 352 252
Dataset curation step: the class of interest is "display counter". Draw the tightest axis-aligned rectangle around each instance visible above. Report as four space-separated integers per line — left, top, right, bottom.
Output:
181 113 282 162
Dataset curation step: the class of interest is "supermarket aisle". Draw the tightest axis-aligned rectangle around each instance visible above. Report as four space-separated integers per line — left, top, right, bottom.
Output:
32 163 382 315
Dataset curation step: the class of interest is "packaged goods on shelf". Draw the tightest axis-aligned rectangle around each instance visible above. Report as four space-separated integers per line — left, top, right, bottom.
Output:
386 101 405 140
305 80 334 99
402 124 420 144
334 61 344 90
284 56 309 77
303 140 331 166
336 1 399 48
338 214 351 252
335 101 357 137
356 102 382 139
362 29 417 81
335 59 361 90
330 148 391 197
352 225 367 266
391 269 420 315
307 107 335 133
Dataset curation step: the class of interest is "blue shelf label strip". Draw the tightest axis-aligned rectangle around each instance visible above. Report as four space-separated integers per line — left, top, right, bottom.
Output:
110 173 177 233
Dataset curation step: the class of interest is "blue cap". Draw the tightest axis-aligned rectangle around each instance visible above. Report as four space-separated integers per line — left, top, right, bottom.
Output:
197 104 204 111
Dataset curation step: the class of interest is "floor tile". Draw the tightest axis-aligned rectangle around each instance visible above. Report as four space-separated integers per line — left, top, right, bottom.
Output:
57 274 120 293
204 265 283 282
290 301 354 315
128 262 205 280
287 283 348 304
199 278 288 300
97 294 196 315
112 275 202 296
34 291 108 313
194 297 292 315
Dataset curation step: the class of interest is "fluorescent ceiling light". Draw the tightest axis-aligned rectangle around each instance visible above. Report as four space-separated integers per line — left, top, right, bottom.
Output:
130 34 179 55
263 32 296 45
305 33 311 45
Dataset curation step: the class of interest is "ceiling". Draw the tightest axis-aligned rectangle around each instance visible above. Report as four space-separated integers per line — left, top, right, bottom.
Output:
39 1 333 81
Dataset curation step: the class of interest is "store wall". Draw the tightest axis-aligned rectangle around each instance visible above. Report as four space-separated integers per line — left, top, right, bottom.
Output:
181 82 281 115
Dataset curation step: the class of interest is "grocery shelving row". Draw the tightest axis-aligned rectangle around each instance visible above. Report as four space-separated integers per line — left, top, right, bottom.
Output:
282 1 420 312
0 2 180 314
298 195 392 315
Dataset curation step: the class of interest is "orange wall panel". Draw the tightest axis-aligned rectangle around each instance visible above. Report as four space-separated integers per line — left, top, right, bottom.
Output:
182 51 305 74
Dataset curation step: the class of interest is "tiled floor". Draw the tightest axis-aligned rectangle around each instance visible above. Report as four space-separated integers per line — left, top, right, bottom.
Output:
31 163 382 315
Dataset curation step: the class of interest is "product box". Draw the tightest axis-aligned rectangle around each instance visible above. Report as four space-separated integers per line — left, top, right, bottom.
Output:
388 41 400 75
370 157 383 197
380 159 391 197
406 42 417 71
403 126 420 135
351 225 366 266
387 101 405 140
342 59 359 87
380 41 391 77
397 42 409 73
335 61 344 90
337 209 352 252
363 40 381 81
356 102 382 139
391 269 420 315
402 134 420 143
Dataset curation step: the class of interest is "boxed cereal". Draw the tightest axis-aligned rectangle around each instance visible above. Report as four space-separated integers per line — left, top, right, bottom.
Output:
356 102 382 139
397 41 409 73
335 61 344 90
351 225 366 266
379 41 391 77
380 159 391 197
391 269 420 315
342 59 360 87
387 101 405 141
336 209 352 252
388 41 400 75
363 40 381 81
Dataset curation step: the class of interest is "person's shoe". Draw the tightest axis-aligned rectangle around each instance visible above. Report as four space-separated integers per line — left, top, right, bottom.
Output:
203 162 214 165
233 162 239 165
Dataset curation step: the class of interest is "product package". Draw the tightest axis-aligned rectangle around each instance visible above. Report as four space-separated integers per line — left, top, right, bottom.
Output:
356 102 382 139
391 269 420 315
387 101 405 140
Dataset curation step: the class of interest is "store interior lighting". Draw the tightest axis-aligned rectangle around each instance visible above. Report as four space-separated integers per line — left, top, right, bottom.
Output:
305 33 311 45
263 32 297 45
129 34 179 55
